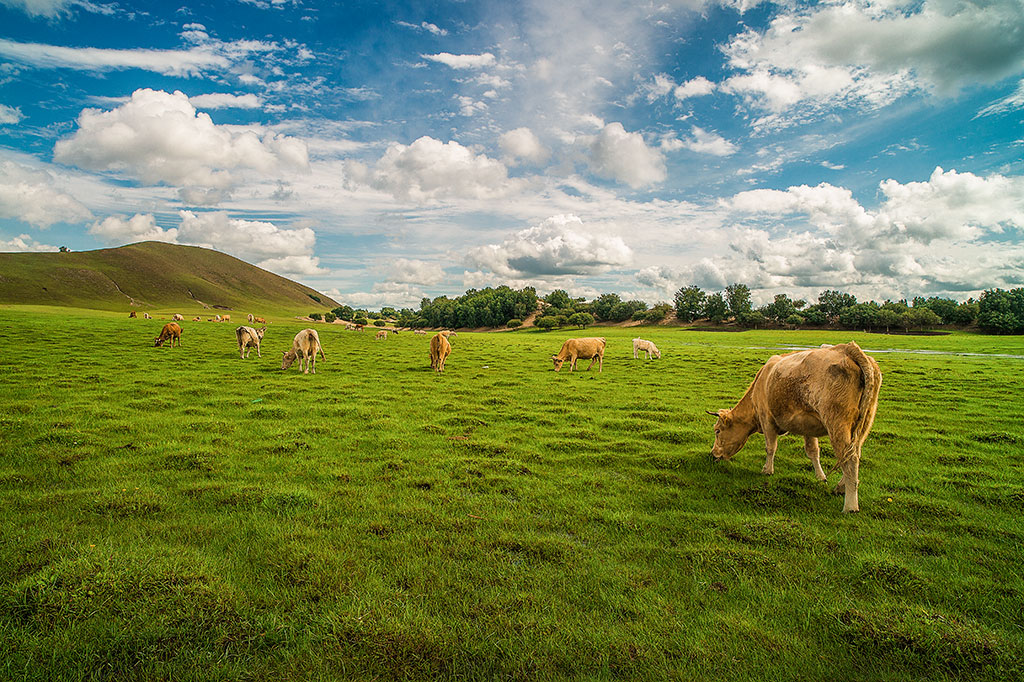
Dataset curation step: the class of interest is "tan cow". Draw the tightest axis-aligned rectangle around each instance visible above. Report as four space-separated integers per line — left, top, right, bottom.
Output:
254 316 266 324
282 328 325 374
552 337 605 373
221 314 231 323
193 316 202 322
429 331 456 372
375 330 388 341
236 325 267 359
414 330 427 335
154 323 182 348
171 313 184 321
633 338 661 360
708 341 882 513
247 313 255 323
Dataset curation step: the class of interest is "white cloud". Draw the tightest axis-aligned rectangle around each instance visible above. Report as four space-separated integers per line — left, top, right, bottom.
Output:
662 126 737 156
421 52 496 69
977 79 1024 118
674 76 715 100
0 233 59 252
54 89 308 201
499 127 549 165
0 38 230 77
397 20 448 36
468 214 633 277
256 254 327 278
343 136 523 202
337 281 427 309
389 258 446 286
0 104 24 125
189 93 262 109
586 122 665 188
0 160 93 228
89 213 178 243
177 210 317 263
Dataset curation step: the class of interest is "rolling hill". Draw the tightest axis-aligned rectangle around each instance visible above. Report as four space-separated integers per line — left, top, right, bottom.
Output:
0 241 339 314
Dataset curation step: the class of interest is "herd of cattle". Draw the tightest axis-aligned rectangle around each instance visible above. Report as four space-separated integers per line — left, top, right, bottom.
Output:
133 311 883 513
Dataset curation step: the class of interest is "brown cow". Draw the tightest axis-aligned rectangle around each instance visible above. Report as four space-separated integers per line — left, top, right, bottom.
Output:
375 330 388 341
429 331 456 372
154 322 182 348
708 341 881 513
552 337 605 373
254 316 266 324
128 311 137 318
282 328 325 374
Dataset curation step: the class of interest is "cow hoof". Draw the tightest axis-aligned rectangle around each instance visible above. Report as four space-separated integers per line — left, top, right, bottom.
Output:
761 467 773 475
842 507 860 513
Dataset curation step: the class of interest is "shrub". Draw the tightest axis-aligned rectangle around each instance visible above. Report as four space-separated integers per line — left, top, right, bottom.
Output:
353 317 369 326
784 314 804 328
309 312 323 321
535 316 559 330
506 318 523 329
569 312 594 328
324 312 336 323
373 319 387 327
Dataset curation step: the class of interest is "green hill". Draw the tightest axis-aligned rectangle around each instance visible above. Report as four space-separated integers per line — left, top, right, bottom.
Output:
0 241 339 314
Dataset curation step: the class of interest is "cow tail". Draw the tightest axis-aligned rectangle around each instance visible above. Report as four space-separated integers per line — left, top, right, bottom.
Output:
835 341 882 469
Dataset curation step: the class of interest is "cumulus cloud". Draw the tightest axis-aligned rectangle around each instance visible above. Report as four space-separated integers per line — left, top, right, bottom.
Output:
338 281 427 309
188 93 262 109
662 127 737 156
389 258 446 286
344 136 523 202
499 127 549 165
468 214 633 277
674 76 715 100
54 89 308 201
719 0 1024 122
0 160 93 227
422 52 496 69
89 213 178 243
0 233 59 252
586 122 665 189
0 104 24 125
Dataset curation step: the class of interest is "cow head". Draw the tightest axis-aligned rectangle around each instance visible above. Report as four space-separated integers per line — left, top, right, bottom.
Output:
708 408 753 461
256 327 267 340
551 355 564 372
154 336 164 347
281 349 297 369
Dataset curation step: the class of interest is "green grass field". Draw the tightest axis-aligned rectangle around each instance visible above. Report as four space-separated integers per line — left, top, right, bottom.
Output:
1 306 1022 680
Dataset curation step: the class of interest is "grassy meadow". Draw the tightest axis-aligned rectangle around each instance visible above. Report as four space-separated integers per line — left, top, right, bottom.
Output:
1 306 1022 680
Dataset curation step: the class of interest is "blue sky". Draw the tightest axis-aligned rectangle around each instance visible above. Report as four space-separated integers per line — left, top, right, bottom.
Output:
1 0 1023 308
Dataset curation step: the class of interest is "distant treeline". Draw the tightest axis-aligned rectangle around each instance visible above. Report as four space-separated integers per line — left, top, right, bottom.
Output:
674 284 1024 334
316 284 1024 334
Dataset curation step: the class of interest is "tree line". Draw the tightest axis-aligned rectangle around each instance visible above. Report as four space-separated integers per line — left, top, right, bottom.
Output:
312 283 1024 334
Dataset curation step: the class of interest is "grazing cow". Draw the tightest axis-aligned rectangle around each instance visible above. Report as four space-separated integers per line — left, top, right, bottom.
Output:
633 338 661 360
143 313 152 320
128 311 137 318
247 313 255 323
375 330 388 341
171 313 184 321
254 317 266 324
221 314 231 322
355 324 364 332
414 330 427 335
236 325 267 359
708 341 882 514
215 315 222 322
429 331 456 372
154 322 182 348
282 328 325 374
552 337 605 373
193 316 201 322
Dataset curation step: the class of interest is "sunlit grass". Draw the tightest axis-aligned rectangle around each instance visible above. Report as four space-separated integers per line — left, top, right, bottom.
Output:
1 307 1022 680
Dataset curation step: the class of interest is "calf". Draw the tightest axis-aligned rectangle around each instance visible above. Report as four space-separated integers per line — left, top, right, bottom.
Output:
632 338 661 360
236 325 267 359
429 331 455 372
282 328 325 374
154 323 182 348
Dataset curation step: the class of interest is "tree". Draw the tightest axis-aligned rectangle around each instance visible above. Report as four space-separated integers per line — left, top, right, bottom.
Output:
703 292 729 324
591 293 622 321
332 305 354 321
784 314 804 328
380 306 398 319
569 312 594 328
645 303 672 322
674 285 706 322
353 316 369 326
819 290 857 322
725 283 752 317
535 316 558 330
764 294 796 323
324 312 336 323
948 301 978 326
545 289 571 309
839 303 879 330
506 318 523 329
978 289 1024 333
736 310 766 328
802 307 826 326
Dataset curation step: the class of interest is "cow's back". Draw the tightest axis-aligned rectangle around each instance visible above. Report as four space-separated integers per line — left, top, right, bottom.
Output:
760 345 865 435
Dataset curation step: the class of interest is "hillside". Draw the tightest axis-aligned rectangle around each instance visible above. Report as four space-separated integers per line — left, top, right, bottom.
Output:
0 242 339 313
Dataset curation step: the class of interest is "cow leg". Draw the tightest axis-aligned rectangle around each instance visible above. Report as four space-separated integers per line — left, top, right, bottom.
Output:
840 450 861 513
805 437 826 481
762 427 778 475
586 356 598 371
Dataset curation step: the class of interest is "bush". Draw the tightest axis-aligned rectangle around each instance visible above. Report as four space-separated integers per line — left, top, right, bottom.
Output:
506 318 523 329
784 314 804 328
373 319 387 327
645 303 672 322
569 312 594 328
535 316 559 330
353 317 368 326
309 312 323 321
324 312 336 324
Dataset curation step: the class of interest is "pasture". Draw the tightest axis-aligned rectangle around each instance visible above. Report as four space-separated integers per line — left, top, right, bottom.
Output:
1 306 1022 680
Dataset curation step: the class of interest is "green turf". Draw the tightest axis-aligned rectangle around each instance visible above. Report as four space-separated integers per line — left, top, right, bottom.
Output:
1 308 1022 680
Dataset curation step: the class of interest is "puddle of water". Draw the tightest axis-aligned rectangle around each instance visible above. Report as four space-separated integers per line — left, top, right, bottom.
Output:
674 342 1024 360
